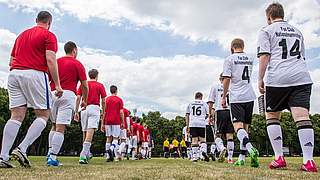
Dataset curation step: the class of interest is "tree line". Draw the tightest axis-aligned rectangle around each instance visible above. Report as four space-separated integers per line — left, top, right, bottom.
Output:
0 87 320 156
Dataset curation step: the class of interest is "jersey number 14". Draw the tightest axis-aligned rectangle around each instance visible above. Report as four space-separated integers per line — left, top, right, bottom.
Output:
279 39 301 59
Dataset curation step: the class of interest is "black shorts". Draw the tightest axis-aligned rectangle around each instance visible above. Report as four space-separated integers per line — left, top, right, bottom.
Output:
266 84 312 112
230 101 254 124
216 110 234 134
173 147 178 152
205 125 214 143
190 127 205 138
164 147 169 152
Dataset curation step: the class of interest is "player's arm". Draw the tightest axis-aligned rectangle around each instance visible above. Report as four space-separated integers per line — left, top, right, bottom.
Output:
258 54 270 94
257 29 271 94
120 109 124 129
74 94 81 122
101 102 107 132
100 97 106 122
126 117 131 133
80 80 88 109
46 50 63 97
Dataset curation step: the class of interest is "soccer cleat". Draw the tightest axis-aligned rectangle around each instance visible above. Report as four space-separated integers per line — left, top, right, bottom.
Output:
47 157 62 167
300 160 318 172
87 153 93 162
202 152 210 162
79 156 88 164
210 153 216 161
269 156 286 169
248 147 259 168
218 148 227 163
11 147 31 168
0 157 14 168
227 159 235 164
234 159 245 166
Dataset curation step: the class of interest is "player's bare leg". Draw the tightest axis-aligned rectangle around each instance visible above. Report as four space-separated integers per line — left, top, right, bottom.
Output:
233 122 259 167
291 107 317 172
0 106 26 168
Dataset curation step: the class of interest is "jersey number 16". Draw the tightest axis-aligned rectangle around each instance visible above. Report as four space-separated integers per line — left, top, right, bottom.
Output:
192 106 202 116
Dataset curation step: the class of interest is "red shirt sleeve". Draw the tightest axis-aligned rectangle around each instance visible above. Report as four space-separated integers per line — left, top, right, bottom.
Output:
100 84 107 98
10 40 17 57
77 62 87 81
45 32 58 52
119 98 124 110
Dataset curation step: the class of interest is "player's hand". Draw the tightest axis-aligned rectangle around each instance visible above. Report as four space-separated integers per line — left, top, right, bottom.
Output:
221 97 227 108
120 123 124 129
186 127 190 134
127 128 131 134
74 112 79 122
100 124 105 132
80 100 87 110
258 79 265 94
55 86 63 98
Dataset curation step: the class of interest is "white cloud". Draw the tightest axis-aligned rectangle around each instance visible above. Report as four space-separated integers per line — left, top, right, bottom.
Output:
1 0 319 52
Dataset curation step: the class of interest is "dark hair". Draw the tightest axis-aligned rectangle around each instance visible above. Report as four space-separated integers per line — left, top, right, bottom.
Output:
266 3 284 19
36 11 52 23
64 41 77 54
195 92 203 99
231 38 244 50
110 85 118 94
88 69 99 79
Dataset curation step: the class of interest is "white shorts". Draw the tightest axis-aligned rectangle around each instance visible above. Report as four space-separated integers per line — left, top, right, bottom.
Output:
81 105 100 131
120 129 127 139
131 136 138 148
50 90 76 125
8 69 52 109
142 142 149 148
105 125 121 137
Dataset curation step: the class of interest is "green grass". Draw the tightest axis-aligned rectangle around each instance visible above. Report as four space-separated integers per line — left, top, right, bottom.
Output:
1 157 320 179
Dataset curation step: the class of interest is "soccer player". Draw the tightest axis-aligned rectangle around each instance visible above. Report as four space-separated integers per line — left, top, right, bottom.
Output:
221 38 259 167
118 107 130 159
180 139 187 159
208 73 235 163
137 122 145 159
0 11 62 168
182 126 192 159
142 126 150 159
76 69 106 164
185 92 210 162
129 120 139 160
163 138 170 158
101 85 124 162
257 3 317 172
172 137 180 158
47 41 88 166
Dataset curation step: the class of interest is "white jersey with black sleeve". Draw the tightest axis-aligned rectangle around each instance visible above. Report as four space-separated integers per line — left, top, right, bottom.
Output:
186 100 209 128
257 21 312 87
222 53 256 103
208 84 230 111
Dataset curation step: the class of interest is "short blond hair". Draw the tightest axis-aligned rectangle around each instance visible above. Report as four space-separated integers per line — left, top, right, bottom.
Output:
231 38 244 50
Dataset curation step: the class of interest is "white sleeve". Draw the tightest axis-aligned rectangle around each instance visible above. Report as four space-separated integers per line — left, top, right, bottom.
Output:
301 35 305 60
222 57 232 78
257 29 271 57
204 102 209 115
186 104 191 114
208 86 216 103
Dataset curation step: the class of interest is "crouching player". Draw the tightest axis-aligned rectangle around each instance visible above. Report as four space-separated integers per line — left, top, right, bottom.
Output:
101 85 124 162
47 41 88 166
185 92 210 162
75 69 107 164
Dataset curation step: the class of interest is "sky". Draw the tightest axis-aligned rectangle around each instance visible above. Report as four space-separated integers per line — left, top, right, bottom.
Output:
0 0 319 119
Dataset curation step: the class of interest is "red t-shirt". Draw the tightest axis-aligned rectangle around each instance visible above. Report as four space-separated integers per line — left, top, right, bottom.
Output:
138 124 144 141
11 26 58 72
50 56 86 94
104 95 124 125
123 108 130 129
77 81 107 105
132 122 138 136
143 128 150 142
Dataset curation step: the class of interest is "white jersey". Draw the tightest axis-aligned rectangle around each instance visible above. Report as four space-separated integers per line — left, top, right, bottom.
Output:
222 53 256 103
186 100 209 128
182 126 188 141
208 84 229 111
257 21 312 87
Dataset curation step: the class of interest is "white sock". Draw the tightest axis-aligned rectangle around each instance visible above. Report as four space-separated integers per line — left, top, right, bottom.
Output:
105 143 111 151
18 118 47 154
141 149 146 157
200 143 207 154
112 140 119 157
237 128 253 153
239 146 247 161
48 130 55 154
215 138 225 151
227 140 234 160
267 124 283 159
80 142 91 158
50 132 64 160
210 144 216 154
132 150 136 159
192 146 198 159
119 142 126 154
298 128 314 163
0 120 21 161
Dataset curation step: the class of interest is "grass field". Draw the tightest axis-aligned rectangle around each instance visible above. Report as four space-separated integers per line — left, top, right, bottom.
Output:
0 157 320 179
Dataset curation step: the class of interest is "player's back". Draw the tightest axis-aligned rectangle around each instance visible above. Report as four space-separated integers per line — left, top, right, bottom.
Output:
187 100 208 127
224 53 256 103
87 81 106 105
105 95 123 125
258 21 312 87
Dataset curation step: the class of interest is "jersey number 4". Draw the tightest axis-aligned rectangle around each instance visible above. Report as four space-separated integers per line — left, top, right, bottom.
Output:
192 106 202 116
242 66 250 83
279 39 301 59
